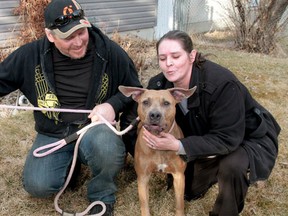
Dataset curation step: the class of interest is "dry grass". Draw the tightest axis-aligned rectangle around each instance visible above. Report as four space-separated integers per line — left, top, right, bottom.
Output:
0 34 288 216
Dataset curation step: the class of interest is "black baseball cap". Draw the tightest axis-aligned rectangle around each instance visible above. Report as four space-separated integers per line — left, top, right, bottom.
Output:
44 0 91 39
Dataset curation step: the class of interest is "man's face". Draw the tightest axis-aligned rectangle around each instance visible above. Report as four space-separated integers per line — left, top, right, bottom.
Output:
46 28 89 59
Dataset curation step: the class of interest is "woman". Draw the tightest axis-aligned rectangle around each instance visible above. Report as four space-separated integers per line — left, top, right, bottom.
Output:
124 30 281 216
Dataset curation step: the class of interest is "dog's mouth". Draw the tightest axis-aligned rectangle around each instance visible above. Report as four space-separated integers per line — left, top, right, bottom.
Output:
143 124 166 135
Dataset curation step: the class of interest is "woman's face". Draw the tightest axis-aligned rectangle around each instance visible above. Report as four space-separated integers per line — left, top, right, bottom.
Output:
157 39 196 87
46 28 89 59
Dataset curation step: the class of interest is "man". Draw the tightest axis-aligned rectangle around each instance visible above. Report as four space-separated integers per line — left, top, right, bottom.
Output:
0 0 141 215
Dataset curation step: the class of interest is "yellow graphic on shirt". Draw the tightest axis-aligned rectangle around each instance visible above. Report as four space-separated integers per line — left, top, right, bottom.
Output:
35 65 60 121
97 73 108 104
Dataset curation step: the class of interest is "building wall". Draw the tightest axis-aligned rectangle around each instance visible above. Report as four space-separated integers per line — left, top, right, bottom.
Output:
0 0 157 48
79 0 157 38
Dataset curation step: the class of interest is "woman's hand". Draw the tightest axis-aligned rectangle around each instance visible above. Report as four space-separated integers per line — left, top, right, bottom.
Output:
142 127 180 151
88 103 116 125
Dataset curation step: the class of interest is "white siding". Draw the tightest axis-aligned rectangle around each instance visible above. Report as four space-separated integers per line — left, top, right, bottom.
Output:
79 0 157 34
0 0 21 48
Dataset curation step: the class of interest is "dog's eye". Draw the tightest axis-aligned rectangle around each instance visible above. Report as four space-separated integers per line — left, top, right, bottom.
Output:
142 100 149 106
163 101 170 106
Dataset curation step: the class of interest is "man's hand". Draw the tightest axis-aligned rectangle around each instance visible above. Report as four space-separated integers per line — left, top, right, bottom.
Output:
88 103 116 124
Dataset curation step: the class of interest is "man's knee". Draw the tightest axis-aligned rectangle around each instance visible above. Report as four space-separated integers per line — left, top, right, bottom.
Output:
218 148 249 179
23 176 61 198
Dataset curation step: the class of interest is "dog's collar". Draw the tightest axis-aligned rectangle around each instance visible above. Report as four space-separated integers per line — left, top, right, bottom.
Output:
168 120 176 134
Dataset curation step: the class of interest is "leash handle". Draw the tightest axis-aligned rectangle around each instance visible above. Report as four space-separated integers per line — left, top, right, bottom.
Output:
33 140 67 157
33 121 103 157
64 133 79 144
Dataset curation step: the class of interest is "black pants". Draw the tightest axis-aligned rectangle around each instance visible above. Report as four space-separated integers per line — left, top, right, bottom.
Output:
184 147 249 216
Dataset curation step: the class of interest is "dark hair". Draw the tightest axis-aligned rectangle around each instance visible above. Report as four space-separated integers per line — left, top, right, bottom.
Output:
156 30 193 54
156 30 206 67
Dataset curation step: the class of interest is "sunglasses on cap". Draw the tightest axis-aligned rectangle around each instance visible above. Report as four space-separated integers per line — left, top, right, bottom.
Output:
48 9 85 29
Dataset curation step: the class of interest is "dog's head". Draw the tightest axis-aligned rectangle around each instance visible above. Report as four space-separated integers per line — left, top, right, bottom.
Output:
119 86 196 135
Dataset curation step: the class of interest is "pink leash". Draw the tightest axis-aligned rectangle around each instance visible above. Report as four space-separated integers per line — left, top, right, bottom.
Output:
0 104 92 114
0 104 139 215
35 114 139 215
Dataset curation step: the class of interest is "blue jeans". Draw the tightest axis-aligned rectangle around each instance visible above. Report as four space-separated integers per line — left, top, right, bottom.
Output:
22 124 126 204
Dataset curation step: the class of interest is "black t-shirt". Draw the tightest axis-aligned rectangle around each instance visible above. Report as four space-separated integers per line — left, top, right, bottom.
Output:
52 39 94 123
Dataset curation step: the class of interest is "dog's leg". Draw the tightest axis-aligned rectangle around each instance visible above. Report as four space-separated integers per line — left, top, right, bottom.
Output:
172 172 185 216
137 174 151 216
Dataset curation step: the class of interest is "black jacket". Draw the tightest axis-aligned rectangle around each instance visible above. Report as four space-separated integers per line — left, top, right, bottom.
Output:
0 25 141 138
143 60 280 184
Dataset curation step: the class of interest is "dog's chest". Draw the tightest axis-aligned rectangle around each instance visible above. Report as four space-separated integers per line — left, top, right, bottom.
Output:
150 151 181 173
156 163 168 172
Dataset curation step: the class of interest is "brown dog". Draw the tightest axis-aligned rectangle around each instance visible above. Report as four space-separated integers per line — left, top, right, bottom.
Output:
119 85 196 216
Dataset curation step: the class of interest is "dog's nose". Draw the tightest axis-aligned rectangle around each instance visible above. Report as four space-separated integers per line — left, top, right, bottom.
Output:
149 111 161 122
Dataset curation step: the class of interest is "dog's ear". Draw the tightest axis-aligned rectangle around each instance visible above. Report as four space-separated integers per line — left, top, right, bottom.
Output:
118 86 145 102
168 86 197 103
